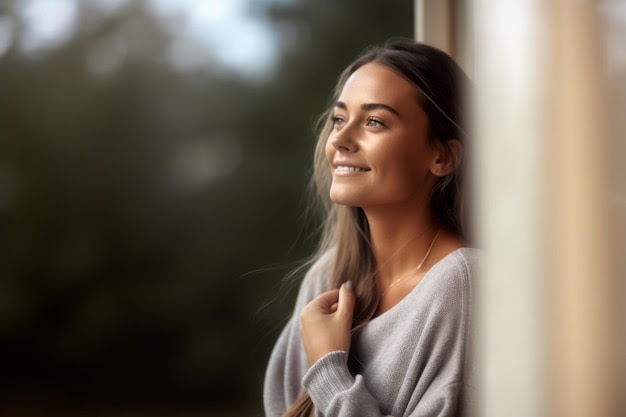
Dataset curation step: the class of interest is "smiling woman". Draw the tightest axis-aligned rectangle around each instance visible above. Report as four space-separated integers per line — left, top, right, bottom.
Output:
263 41 478 417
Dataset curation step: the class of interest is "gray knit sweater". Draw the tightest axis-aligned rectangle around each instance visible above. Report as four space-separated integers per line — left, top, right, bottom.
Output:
263 248 479 417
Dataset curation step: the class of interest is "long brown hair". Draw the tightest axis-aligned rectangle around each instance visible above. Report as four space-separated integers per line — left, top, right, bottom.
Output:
282 40 470 417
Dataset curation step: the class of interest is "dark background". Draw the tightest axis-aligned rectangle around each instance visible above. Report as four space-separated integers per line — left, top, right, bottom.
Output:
0 0 413 415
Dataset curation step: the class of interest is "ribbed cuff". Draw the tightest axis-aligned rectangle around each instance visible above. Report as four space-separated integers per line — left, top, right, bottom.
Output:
302 351 355 411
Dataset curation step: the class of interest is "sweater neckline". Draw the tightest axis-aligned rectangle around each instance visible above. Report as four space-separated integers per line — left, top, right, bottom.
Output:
367 247 472 324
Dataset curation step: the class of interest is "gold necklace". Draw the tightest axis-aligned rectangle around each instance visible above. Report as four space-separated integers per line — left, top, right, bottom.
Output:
380 230 440 298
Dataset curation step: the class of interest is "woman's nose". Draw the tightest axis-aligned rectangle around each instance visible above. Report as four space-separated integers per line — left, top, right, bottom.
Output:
330 124 358 152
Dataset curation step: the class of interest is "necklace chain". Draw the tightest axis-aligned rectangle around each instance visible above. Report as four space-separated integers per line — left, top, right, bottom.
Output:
380 230 440 298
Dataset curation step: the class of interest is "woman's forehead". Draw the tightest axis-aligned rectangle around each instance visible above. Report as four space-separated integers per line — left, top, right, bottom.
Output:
339 62 419 107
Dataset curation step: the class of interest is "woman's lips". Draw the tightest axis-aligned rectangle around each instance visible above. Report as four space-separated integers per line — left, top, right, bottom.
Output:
333 165 371 175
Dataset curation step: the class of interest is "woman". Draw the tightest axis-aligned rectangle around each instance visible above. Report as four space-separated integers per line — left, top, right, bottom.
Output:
264 41 478 417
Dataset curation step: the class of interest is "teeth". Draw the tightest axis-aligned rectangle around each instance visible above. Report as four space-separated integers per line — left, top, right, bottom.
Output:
336 165 367 172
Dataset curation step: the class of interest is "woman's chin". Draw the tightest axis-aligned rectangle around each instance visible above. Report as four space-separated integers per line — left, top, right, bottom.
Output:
329 190 365 207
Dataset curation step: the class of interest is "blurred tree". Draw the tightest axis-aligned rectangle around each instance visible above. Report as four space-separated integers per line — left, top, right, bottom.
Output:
0 0 413 414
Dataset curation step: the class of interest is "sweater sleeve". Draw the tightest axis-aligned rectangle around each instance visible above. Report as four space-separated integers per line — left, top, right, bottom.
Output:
302 342 463 417
302 351 399 416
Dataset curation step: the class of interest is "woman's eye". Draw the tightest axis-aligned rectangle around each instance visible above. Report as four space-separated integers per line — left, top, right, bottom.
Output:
366 117 384 128
331 116 345 126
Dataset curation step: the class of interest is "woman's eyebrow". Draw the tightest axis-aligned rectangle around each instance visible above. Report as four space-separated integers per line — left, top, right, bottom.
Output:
335 101 400 117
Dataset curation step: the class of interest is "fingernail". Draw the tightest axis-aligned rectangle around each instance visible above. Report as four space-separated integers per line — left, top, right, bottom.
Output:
345 280 353 291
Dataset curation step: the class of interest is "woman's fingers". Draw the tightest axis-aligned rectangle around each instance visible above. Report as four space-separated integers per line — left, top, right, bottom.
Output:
337 281 355 319
316 289 340 312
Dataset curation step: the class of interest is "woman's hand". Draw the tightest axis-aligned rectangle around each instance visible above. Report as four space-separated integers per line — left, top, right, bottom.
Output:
300 281 356 366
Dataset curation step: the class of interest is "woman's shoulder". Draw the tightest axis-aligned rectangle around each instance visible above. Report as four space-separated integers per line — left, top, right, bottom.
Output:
426 230 479 283
429 247 480 281
418 247 480 309
454 247 481 275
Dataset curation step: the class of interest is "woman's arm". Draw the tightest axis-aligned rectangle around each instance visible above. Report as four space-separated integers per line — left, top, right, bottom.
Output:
302 351 463 417
264 252 336 416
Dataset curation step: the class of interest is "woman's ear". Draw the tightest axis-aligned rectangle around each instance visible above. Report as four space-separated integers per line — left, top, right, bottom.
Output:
430 139 462 177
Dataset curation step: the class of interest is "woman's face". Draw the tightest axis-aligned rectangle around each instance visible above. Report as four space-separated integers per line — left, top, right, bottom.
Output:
325 62 438 209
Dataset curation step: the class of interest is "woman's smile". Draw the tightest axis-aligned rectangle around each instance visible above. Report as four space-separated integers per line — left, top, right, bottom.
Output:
334 165 369 175
332 160 372 176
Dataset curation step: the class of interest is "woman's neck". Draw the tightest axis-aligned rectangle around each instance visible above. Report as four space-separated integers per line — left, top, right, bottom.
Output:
364 202 439 285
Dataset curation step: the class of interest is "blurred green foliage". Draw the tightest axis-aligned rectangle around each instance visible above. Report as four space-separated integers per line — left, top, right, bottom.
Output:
0 0 412 414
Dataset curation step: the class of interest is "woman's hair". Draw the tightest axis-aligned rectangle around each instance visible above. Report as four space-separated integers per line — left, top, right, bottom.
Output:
283 40 470 417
